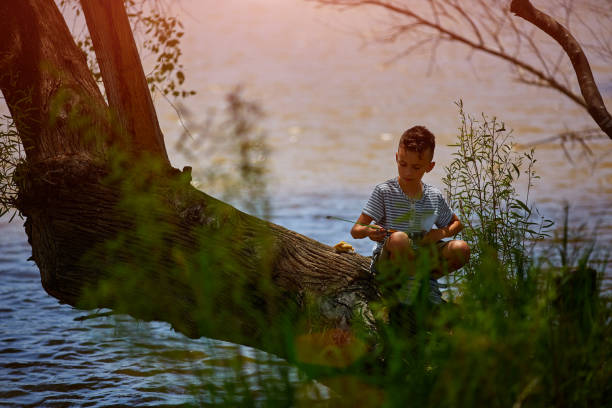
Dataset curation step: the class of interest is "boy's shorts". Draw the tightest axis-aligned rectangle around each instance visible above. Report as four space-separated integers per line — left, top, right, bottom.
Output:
370 237 448 305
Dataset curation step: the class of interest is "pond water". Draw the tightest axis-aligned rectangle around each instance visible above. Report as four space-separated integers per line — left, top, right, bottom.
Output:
1 0 611 405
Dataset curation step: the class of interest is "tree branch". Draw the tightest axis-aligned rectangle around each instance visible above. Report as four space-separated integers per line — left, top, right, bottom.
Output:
314 0 612 140
511 0 612 139
316 0 588 108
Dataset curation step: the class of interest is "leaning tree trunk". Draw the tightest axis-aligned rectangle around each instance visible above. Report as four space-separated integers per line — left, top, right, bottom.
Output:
0 0 379 363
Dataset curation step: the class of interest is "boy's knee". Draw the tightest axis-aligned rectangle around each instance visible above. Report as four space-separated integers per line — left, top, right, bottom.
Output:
385 231 412 253
448 240 470 263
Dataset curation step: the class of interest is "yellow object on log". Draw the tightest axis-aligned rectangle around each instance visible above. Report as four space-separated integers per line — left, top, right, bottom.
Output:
333 241 354 253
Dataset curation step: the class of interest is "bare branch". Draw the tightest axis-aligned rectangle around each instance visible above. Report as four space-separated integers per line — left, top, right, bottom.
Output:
511 0 612 139
573 7 612 63
427 33 442 76
313 0 610 137
382 37 434 67
448 0 484 46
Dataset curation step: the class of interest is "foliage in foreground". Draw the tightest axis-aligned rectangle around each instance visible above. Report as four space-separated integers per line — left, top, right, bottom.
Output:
73 104 610 407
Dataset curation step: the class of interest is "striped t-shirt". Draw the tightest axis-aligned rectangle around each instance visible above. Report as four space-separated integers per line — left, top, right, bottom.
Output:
362 178 454 254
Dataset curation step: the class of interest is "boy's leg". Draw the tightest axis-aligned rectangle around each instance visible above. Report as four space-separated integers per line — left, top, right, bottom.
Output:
382 232 445 305
431 239 470 278
374 232 415 300
442 239 470 271
382 231 414 262
383 234 470 277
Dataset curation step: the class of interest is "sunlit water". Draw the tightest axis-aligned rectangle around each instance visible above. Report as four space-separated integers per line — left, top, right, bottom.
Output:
1 0 611 405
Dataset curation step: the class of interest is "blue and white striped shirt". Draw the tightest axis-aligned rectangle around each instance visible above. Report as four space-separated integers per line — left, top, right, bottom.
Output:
363 178 454 254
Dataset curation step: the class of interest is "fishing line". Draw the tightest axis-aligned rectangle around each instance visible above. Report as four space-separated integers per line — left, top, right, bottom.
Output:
325 215 398 232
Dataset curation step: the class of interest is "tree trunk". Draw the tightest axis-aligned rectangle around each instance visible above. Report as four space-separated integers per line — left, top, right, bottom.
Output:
15 155 378 358
1 0 379 362
0 0 109 162
80 0 170 160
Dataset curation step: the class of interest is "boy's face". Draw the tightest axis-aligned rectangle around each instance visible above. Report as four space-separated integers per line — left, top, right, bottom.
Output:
395 147 435 184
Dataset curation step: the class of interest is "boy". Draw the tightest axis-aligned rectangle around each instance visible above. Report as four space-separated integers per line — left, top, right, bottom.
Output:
351 126 469 304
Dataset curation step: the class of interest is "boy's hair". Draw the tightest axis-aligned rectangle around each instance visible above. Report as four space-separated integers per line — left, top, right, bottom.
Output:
399 126 435 158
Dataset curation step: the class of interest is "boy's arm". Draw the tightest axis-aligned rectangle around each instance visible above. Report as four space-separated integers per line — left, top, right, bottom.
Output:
421 214 463 244
351 213 387 242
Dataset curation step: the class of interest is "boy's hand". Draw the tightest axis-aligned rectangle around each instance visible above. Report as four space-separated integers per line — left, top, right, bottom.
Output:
421 215 463 244
421 228 446 244
368 225 387 242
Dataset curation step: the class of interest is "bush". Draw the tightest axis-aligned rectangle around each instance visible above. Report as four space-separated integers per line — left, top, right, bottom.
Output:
442 100 552 278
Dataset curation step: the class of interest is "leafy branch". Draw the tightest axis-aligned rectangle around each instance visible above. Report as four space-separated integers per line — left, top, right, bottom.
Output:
57 0 195 100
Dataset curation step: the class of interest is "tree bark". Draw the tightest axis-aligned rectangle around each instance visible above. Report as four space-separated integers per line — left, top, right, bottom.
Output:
0 0 109 162
0 0 379 362
510 0 612 139
15 155 378 359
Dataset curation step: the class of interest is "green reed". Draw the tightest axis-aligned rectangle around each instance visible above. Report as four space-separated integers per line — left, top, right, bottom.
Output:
73 91 312 406
442 100 553 279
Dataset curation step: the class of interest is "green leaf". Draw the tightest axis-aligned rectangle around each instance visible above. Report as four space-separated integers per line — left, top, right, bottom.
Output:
514 199 531 214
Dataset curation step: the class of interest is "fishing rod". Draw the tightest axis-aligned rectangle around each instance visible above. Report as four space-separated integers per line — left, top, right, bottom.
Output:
325 215 399 233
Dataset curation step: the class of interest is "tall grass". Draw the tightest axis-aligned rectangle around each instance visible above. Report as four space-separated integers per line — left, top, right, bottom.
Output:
74 91 308 406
